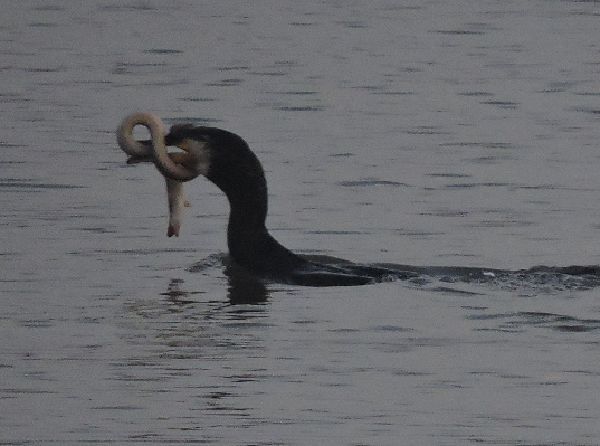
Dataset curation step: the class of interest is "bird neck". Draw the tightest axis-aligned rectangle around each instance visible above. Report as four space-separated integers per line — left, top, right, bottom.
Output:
222 179 305 274
223 175 270 266
227 191 269 241
205 142 306 274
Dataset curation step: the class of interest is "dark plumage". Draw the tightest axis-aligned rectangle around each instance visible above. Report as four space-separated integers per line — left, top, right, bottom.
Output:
164 125 395 286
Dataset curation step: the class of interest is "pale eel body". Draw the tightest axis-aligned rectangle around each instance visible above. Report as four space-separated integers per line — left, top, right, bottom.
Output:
116 112 197 237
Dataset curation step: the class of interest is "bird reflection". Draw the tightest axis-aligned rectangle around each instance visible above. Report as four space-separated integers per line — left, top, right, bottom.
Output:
161 278 199 305
162 262 269 306
224 261 269 304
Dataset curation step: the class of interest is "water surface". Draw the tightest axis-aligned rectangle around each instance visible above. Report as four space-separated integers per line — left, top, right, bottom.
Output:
2 1 600 444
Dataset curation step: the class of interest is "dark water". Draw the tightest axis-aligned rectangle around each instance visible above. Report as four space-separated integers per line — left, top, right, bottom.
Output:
2 1 600 444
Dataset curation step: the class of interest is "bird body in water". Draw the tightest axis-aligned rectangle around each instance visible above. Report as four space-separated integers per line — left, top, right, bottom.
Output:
117 113 397 286
117 113 600 291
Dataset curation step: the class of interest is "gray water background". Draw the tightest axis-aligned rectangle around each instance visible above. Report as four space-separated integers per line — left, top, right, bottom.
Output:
2 1 600 444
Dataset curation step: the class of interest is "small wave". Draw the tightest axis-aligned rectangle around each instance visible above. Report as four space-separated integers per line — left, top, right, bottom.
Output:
186 253 229 273
338 179 410 188
0 179 83 190
389 264 600 293
468 311 600 333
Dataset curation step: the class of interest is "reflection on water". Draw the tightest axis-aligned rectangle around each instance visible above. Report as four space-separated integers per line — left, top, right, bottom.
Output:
169 267 269 305
225 265 269 305
187 253 270 304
